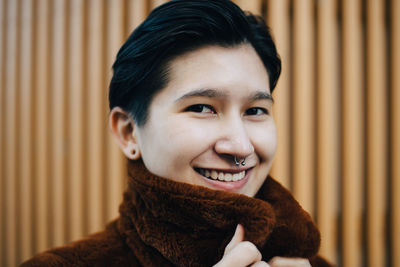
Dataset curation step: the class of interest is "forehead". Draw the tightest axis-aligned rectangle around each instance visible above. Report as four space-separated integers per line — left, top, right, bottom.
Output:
159 44 270 100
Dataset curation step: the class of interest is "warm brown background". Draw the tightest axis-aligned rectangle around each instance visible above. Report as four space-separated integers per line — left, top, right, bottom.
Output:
0 0 399 266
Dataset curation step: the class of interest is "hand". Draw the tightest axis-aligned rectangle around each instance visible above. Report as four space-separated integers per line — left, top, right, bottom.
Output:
213 224 312 267
268 256 311 267
213 224 269 267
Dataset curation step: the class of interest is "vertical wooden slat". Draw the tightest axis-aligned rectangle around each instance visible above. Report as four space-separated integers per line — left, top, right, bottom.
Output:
87 0 105 233
316 0 339 263
19 0 33 261
106 0 125 222
68 0 85 242
366 0 387 266
127 0 147 33
292 0 315 216
234 0 262 15
151 0 167 9
342 1 364 267
51 0 68 247
4 0 19 265
34 0 51 253
268 0 291 188
391 0 400 266
0 0 5 264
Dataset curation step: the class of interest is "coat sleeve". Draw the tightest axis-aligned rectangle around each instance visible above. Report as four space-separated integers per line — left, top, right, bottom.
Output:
19 220 139 267
20 252 70 267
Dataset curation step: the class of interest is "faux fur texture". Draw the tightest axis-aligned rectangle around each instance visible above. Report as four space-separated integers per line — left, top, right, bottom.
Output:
22 160 333 266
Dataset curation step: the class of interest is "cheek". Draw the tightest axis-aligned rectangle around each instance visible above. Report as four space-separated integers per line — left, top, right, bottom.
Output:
165 119 215 158
250 123 277 160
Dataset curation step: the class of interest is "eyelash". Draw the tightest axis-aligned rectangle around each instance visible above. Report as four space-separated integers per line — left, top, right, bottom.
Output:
185 104 269 116
245 107 269 116
185 104 216 114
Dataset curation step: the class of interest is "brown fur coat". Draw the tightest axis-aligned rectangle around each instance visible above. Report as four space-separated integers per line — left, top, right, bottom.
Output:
22 160 333 266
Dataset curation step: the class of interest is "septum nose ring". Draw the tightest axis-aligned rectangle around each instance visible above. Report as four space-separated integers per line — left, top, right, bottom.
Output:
234 156 246 166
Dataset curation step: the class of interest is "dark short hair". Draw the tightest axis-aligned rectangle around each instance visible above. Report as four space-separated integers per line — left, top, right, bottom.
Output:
109 0 281 126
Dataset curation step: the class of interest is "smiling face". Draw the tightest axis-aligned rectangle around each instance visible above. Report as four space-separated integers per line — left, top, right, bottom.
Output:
133 44 277 197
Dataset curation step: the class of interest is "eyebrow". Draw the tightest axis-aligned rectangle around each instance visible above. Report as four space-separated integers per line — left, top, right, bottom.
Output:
175 88 274 103
175 88 228 102
250 91 274 103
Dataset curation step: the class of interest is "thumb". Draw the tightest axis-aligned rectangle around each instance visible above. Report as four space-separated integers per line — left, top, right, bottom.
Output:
224 224 244 255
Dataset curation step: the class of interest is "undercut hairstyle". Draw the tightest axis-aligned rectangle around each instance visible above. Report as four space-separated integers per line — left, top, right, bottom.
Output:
109 0 281 126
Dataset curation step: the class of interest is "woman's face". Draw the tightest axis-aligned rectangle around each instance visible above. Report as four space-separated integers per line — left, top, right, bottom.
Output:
134 44 277 197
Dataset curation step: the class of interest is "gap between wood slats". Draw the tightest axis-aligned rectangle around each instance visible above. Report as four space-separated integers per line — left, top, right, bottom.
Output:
341 0 364 267
366 0 388 266
268 0 291 189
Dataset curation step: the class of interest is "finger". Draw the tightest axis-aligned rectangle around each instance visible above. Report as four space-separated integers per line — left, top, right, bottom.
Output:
268 257 311 267
251 261 270 267
224 224 245 255
220 241 262 266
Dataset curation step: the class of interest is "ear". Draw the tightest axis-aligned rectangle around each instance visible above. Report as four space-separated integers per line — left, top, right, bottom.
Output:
109 107 141 160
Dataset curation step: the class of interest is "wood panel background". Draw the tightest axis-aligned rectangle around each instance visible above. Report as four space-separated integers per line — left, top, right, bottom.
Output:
0 0 399 266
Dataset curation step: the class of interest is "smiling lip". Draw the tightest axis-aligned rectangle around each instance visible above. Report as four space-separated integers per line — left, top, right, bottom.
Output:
195 167 252 191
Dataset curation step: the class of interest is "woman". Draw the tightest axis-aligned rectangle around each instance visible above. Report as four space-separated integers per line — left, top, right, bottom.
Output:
22 0 332 266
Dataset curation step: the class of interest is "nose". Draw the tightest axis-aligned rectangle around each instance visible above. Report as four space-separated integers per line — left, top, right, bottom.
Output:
214 119 254 159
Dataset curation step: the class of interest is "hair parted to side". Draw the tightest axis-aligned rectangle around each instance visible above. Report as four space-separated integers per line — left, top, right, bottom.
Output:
109 0 281 126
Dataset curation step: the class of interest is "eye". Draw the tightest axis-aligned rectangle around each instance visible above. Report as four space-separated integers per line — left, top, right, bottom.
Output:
185 104 216 114
245 107 269 116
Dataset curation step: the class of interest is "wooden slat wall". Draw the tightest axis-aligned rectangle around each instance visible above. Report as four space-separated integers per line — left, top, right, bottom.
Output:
3 1 18 267
68 0 85 243
292 0 316 216
366 0 388 266
268 0 291 188
105 0 125 223
34 0 51 254
0 0 4 264
51 0 67 247
342 0 364 266
391 1 400 267
86 0 105 235
316 0 339 261
19 0 33 260
0 1 399 266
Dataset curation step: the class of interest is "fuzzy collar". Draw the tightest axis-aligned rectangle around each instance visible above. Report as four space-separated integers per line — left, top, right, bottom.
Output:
118 160 320 267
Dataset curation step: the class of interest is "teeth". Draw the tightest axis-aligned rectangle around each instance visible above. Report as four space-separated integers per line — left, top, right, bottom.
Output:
199 169 246 182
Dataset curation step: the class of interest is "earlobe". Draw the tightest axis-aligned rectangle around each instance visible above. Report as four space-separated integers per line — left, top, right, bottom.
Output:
109 107 141 160
123 144 141 160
